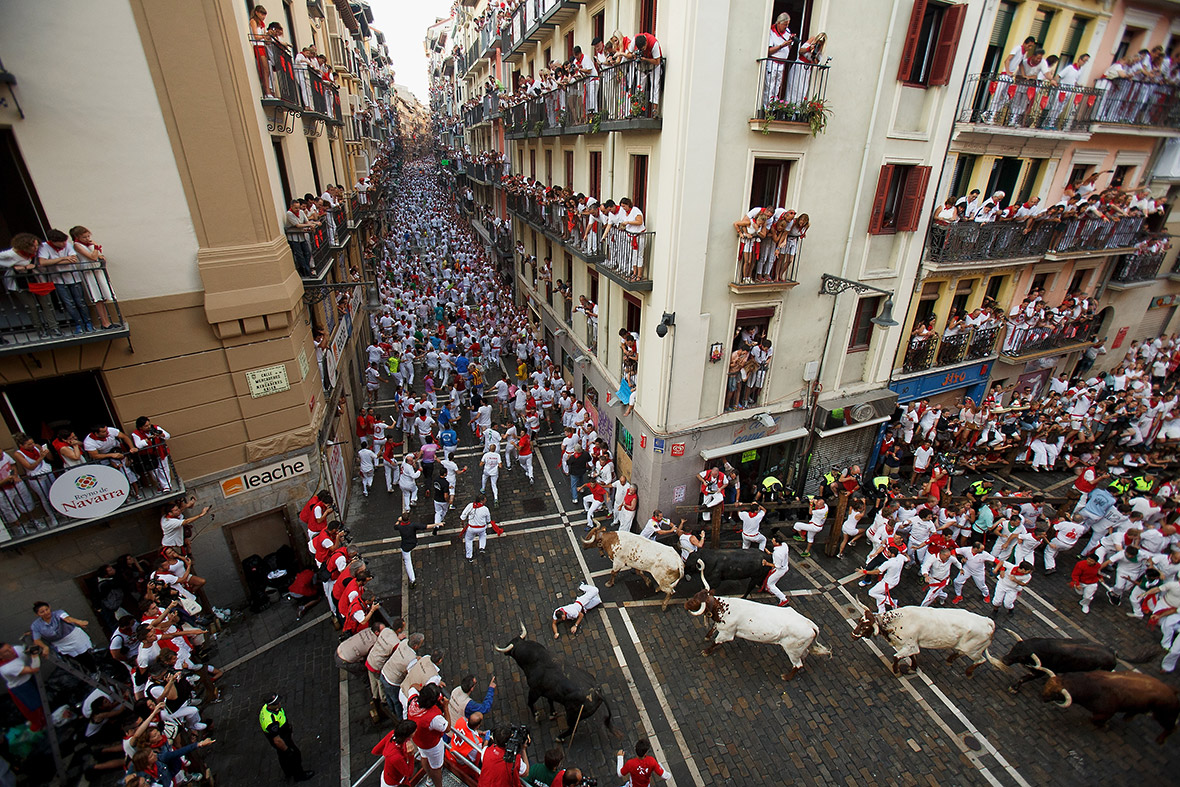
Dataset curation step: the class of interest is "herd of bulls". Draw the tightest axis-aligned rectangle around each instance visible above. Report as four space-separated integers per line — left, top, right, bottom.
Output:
492 530 1178 749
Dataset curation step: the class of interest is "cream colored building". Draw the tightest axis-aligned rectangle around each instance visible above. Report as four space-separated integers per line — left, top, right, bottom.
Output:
440 0 988 510
0 0 402 636
892 0 1179 407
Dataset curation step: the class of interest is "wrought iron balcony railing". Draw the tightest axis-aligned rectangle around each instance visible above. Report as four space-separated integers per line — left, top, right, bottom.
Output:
956 72 1102 132
1093 78 1180 129
926 215 1147 265
753 58 831 130
1110 247 1167 284
1001 314 1099 359
902 324 1002 374
0 263 130 355
502 59 664 137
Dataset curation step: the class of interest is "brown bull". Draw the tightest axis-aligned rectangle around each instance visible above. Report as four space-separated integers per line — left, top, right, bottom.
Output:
1040 670 1179 745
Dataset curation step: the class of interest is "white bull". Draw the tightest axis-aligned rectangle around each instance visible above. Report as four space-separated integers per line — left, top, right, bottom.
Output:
581 525 683 609
684 582 831 680
851 604 1005 676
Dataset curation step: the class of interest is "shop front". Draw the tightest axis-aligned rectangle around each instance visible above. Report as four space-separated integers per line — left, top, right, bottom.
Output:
889 360 992 407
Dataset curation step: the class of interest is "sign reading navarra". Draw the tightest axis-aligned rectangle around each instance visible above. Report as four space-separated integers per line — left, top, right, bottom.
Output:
220 455 311 499
49 464 132 519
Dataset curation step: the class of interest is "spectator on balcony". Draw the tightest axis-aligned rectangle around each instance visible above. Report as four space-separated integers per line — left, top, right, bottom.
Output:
38 230 93 334
625 33 664 113
746 338 773 409
285 198 317 277
52 428 86 467
955 189 982 219
83 424 140 494
764 13 796 107
572 45 600 116
780 213 808 282
725 342 751 412
69 226 118 330
12 433 56 526
611 197 647 281
249 6 271 95
734 208 769 285
132 416 174 493
784 33 826 107
294 47 317 109
934 198 959 223
1 232 61 339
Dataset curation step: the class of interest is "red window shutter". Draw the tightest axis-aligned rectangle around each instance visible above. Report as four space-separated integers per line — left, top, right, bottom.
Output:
896 0 929 82
928 5 967 87
897 166 932 232
868 165 896 235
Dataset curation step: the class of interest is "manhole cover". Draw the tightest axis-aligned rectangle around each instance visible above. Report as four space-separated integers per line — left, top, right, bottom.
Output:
963 735 981 751
520 497 547 513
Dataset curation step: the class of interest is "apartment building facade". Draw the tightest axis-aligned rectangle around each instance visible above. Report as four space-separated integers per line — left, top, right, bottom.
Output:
892 0 1180 408
437 0 988 510
0 0 400 636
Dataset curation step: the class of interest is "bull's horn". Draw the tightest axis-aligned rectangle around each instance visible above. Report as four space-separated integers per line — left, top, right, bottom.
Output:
1004 627 1023 642
1029 654 1056 677
697 561 711 591
1055 688 1072 708
519 622 527 639
493 642 514 653
580 528 597 546
688 601 706 616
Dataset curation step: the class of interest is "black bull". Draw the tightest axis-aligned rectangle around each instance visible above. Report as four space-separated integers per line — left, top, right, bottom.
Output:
1002 636 1125 694
495 628 619 740
686 549 769 597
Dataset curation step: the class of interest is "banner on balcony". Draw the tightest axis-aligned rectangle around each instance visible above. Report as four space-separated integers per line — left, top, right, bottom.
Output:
50 465 131 520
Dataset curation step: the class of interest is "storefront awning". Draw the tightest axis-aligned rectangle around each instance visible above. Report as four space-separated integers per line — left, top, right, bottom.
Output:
699 428 808 461
816 415 891 439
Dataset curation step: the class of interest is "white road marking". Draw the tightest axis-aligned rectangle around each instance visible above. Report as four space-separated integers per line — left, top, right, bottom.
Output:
220 613 331 673
339 668 351 787
538 456 702 787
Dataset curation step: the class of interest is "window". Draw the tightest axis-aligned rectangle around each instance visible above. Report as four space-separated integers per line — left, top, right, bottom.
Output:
734 307 775 350
639 0 658 34
898 1 967 87
1029 7 1055 46
1059 16 1089 68
282 0 299 50
1031 271 1052 292
592 11 605 44
1114 28 1144 63
981 1 1018 73
624 293 642 335
1069 269 1090 293
543 47 551 66
771 1 813 58
565 31 575 60
1068 164 1090 187
868 164 931 234
589 151 602 200
985 156 1021 202
951 279 975 315
949 153 976 200
1112 165 1132 189
0 372 119 449
848 296 883 351
630 154 649 212
307 139 321 196
1017 159 1043 205
545 150 553 183
272 137 292 206
0 130 48 248
564 150 574 188
589 268 599 304
985 275 1006 303
914 282 940 326
530 149 536 180
749 159 792 209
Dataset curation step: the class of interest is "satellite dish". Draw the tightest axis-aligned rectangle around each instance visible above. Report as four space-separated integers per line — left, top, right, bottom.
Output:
851 403 876 422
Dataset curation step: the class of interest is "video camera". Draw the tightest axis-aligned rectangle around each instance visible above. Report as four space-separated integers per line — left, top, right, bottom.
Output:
502 724 530 762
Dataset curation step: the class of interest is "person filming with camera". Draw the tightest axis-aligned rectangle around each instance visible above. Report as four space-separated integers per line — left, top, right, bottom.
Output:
477 725 530 786
407 683 449 787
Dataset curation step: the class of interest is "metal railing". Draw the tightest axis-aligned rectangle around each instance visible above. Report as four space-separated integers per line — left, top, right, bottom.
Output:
0 263 127 348
753 58 831 125
957 72 1102 131
902 324 1002 373
1093 78 1180 128
501 59 665 136
926 215 1146 264
732 235 802 287
602 229 654 283
1111 249 1166 283
1001 314 1099 358
0 456 183 545
506 193 606 262
252 39 299 107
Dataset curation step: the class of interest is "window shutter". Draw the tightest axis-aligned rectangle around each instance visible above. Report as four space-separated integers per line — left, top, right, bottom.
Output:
897 166 932 232
928 5 967 86
868 165 896 235
897 0 929 82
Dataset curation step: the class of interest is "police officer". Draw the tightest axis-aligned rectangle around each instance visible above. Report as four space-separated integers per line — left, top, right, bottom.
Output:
968 478 994 504
1132 473 1154 494
260 693 314 782
756 472 789 521
1109 476 1132 496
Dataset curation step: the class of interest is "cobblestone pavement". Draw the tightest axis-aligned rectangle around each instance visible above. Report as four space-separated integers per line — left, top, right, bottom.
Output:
204 376 1179 787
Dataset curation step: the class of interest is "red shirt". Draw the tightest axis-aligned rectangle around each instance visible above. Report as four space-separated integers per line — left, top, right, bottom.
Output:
620 755 666 787
1071 560 1101 585
518 434 532 456
372 732 414 785
408 699 445 750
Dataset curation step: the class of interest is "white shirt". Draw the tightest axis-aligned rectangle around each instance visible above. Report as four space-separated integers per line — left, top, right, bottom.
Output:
480 451 502 474
739 510 766 537
460 502 492 528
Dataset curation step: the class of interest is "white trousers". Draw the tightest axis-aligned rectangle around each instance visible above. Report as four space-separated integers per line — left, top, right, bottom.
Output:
793 521 823 543
869 580 896 613
481 471 499 501
953 571 988 599
742 533 767 551
361 471 374 494
767 567 789 602
921 581 950 607
464 526 487 558
993 585 1020 610
433 500 448 525
618 508 636 533
1043 538 1074 571
402 550 416 584
1076 582 1097 610
519 454 534 481
584 498 603 527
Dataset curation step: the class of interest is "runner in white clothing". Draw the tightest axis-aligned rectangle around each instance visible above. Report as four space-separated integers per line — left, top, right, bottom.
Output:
459 495 495 561
951 543 994 603
762 532 792 606
739 504 768 550
919 549 962 606
551 583 602 638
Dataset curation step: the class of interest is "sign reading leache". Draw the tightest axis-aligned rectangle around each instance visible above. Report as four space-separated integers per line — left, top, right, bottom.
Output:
50 464 131 519
220 454 311 499
245 364 291 398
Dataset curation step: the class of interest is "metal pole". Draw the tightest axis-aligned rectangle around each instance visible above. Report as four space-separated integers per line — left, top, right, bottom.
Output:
28 652 66 785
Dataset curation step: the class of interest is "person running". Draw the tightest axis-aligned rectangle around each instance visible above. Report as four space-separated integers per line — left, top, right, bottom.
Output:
791 496 828 557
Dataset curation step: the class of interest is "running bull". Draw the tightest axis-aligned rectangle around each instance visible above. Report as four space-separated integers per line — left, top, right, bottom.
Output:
582 525 683 609
1034 665 1179 745
851 604 1004 676
686 549 769 598
495 623 619 740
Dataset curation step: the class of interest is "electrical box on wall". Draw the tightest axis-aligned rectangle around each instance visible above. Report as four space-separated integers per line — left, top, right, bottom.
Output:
803 361 819 382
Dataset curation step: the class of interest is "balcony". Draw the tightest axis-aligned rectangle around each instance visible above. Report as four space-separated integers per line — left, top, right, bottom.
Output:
901 325 1002 374
1001 314 1099 361
955 73 1101 134
596 230 654 292
751 58 832 135
0 456 184 548
460 159 506 186
506 193 605 266
926 215 1147 267
1092 78 1180 131
1109 238 1170 286
730 233 801 293
251 39 343 125
502 59 665 139
501 0 583 62
0 264 131 356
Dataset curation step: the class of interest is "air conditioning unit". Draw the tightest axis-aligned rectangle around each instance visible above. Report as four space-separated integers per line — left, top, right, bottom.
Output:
307 0 326 20
850 403 876 423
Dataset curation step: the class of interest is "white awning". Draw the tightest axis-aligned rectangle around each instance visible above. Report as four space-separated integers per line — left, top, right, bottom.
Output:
699 428 808 461
816 415 891 439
